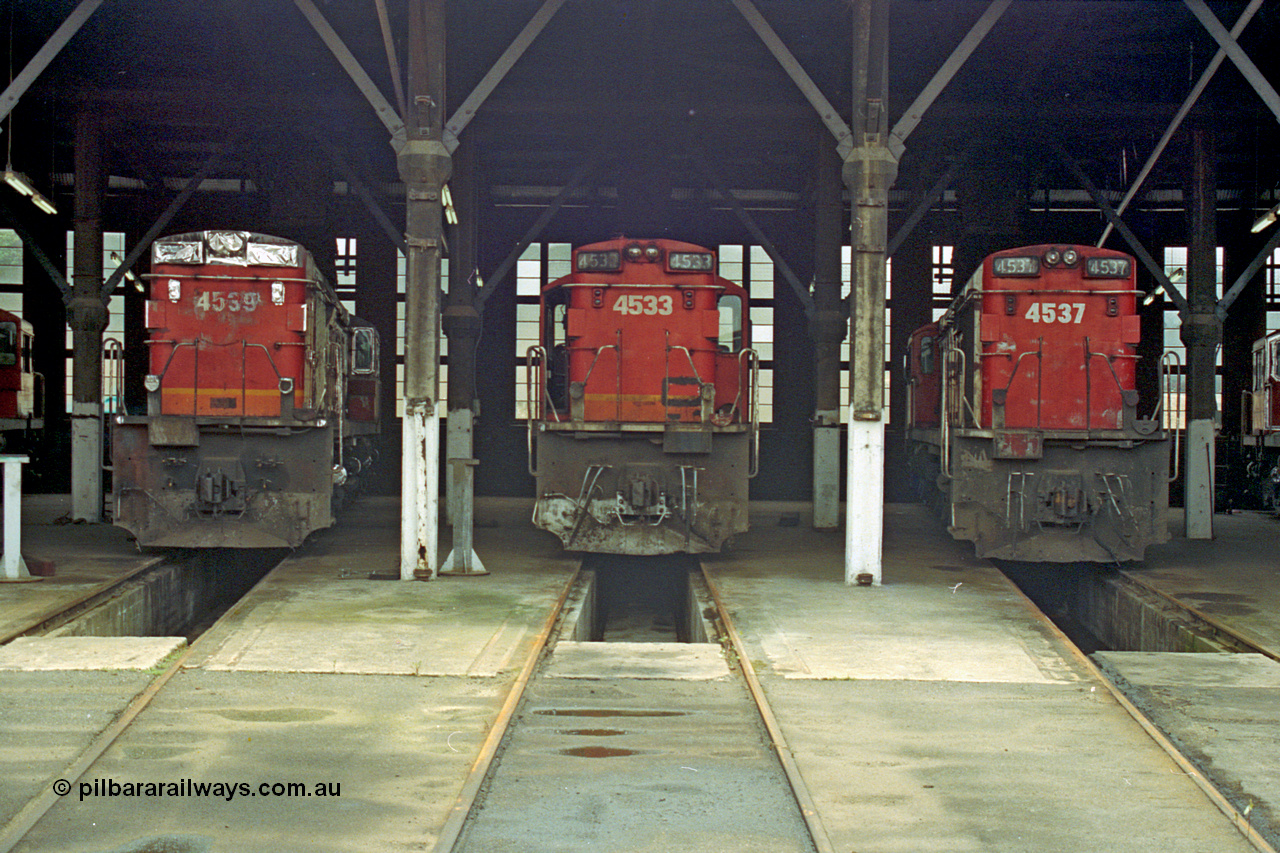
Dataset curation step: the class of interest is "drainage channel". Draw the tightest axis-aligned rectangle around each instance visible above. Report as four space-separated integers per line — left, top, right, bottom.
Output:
438 555 828 853
3 549 286 643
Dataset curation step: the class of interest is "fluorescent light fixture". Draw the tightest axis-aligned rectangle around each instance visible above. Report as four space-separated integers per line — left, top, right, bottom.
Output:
30 192 56 215
1252 200 1280 234
3 169 34 196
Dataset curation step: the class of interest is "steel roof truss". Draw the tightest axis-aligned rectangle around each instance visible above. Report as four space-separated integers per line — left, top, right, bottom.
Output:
1099 0 1267 247
443 0 568 155
1181 0 1280 125
0 0 104 125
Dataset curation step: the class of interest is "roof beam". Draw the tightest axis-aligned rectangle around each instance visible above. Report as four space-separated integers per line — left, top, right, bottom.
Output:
0 0 104 125
0 201 71 303
1099 0 1266 246
443 0 567 154
688 146 814 318
885 153 967 258
1059 148 1189 318
1181 0 1280 124
100 137 240 299
728 0 853 158
478 149 604 311
888 0 1011 161
292 0 407 150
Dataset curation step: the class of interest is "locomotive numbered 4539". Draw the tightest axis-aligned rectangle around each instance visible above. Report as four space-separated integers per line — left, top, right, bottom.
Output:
906 244 1170 562
112 231 380 548
528 238 758 555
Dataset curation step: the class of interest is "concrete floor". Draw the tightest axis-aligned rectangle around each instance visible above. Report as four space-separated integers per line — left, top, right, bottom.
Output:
0 497 1273 852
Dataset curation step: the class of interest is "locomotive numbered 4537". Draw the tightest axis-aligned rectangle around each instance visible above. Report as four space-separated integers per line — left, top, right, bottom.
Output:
111 231 380 548
906 244 1170 562
528 238 758 555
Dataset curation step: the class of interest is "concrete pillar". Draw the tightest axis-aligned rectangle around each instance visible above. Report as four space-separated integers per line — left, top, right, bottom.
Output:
398 0 451 579
811 133 846 530
69 108 107 522
441 140 485 574
844 0 896 586
1182 125 1219 539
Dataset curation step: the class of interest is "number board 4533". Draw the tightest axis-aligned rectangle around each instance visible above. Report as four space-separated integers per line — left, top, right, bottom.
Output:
612 293 673 316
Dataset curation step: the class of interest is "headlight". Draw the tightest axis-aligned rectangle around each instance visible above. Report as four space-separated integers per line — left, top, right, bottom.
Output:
271 281 285 305
1062 248 1080 266
1044 248 1062 266
668 252 714 271
576 250 621 272
168 279 182 302
991 256 1039 277
144 375 161 392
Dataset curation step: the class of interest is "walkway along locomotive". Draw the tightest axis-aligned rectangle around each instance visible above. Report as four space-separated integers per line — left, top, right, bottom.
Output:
111 231 380 548
527 238 758 555
905 244 1170 562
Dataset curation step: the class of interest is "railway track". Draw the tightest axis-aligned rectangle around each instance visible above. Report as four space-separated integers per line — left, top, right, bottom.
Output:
434 555 832 853
999 560 1279 853
0 547 285 853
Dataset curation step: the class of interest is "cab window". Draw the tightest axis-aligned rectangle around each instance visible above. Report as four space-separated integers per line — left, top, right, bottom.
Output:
717 294 742 352
0 322 16 367
351 327 377 374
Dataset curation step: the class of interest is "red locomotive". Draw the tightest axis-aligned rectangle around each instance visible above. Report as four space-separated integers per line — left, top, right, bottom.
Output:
528 238 758 554
0 308 42 445
906 244 1169 562
111 231 380 548
1244 328 1280 513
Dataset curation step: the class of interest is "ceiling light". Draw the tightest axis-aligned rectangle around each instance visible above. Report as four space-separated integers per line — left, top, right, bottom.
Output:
30 192 56 215
1251 201 1280 234
3 169 34 197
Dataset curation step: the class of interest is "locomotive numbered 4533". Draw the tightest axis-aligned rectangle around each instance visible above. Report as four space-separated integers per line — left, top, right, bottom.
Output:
906 244 1170 562
528 238 758 555
111 231 380 548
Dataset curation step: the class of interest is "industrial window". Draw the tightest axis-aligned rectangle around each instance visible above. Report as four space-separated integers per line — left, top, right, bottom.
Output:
837 246 892 424
514 243 571 420
931 245 954 320
0 230 21 317
1160 246 1224 429
1266 248 1280 340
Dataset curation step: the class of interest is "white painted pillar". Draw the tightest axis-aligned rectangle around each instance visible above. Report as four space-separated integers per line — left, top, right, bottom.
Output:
845 418 883 585
1184 418 1215 539
71 401 103 522
400 402 439 580
1 455 29 580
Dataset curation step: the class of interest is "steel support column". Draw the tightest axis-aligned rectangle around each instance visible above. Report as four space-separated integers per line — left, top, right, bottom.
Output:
844 0 896 586
1183 126 1219 539
399 0 451 580
442 141 486 575
70 108 107 522
812 136 845 530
